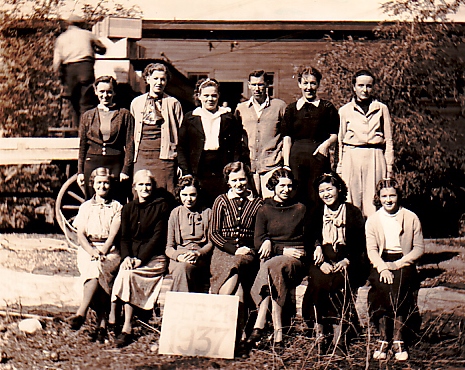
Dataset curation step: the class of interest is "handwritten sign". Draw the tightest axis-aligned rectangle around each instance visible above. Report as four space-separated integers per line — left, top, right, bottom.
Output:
159 292 239 359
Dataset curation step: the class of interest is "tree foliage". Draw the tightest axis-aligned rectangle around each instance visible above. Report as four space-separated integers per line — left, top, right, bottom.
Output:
316 0 465 235
0 0 142 137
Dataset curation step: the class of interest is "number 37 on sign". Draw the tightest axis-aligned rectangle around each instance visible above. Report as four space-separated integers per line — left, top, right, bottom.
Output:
159 292 239 359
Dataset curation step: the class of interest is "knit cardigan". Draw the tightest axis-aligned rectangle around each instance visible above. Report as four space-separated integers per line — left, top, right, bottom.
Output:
365 207 424 273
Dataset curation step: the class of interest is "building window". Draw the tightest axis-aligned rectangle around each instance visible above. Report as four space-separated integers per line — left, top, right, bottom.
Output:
265 72 275 97
188 73 209 85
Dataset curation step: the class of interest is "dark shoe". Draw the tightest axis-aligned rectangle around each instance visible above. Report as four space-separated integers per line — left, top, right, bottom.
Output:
68 315 85 330
115 332 132 348
234 341 249 359
107 322 119 336
96 327 107 343
246 328 263 347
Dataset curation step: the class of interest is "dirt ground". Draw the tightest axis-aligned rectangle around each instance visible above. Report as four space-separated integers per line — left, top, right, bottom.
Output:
1 234 465 369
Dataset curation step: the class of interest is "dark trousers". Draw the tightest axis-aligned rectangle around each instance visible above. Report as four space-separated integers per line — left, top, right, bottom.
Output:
62 61 96 127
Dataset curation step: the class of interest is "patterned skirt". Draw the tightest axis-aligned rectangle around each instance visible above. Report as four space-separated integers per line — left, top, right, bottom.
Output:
111 254 167 310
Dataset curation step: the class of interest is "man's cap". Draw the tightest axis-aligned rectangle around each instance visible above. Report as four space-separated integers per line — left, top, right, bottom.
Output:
67 14 85 24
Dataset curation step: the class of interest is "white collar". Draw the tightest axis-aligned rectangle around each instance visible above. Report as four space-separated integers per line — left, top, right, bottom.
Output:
296 97 320 110
227 188 255 201
192 106 230 118
248 95 270 108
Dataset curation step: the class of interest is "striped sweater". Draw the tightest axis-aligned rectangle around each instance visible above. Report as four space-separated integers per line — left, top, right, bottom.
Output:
209 194 263 255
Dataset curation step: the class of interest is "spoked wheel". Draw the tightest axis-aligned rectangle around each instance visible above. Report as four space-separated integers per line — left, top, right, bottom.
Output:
55 173 86 249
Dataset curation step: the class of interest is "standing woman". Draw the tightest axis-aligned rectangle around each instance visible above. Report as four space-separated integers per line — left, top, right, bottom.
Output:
303 172 367 353
282 67 339 215
177 78 244 206
131 63 183 194
366 179 424 361
248 168 307 349
337 69 394 218
69 167 122 343
77 75 134 202
165 175 213 293
209 162 263 355
110 170 170 347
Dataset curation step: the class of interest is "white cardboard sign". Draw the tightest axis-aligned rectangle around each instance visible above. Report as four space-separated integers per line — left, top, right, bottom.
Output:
159 292 239 359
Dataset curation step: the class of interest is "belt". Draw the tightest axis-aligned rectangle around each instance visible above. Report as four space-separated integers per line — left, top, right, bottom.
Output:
343 143 384 149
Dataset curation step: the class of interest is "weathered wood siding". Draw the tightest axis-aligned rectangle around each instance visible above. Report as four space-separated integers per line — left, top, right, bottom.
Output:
139 38 332 104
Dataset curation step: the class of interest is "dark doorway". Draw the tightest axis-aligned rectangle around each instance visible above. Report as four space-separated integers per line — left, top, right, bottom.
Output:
219 82 245 111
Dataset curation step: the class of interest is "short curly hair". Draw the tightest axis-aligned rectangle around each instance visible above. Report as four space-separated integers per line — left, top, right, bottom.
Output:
223 161 251 182
143 63 171 83
89 167 112 188
373 178 402 208
314 172 348 203
194 78 220 106
266 167 294 191
174 175 201 203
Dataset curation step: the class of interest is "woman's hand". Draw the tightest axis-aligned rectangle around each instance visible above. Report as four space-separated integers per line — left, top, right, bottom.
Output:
313 245 324 265
77 173 85 187
333 258 350 272
132 258 142 269
313 141 329 157
120 173 129 182
90 248 101 261
121 256 134 270
177 251 198 264
235 246 252 256
320 262 333 274
258 240 272 259
379 269 394 284
283 247 305 259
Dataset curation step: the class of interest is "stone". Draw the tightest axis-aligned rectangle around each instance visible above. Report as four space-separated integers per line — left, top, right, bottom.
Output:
18 319 43 334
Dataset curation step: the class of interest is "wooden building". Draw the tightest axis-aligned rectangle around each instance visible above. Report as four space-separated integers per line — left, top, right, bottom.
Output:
138 20 379 108
94 18 380 109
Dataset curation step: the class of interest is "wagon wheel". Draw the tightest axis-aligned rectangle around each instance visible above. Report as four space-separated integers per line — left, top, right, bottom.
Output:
55 173 86 249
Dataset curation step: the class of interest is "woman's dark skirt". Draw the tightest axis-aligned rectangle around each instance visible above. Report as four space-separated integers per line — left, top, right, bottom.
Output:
83 153 127 203
368 252 419 322
134 149 176 195
250 255 305 308
289 140 331 210
197 150 228 207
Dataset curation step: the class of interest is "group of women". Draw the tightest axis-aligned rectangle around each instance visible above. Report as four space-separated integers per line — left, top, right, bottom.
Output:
69 63 424 362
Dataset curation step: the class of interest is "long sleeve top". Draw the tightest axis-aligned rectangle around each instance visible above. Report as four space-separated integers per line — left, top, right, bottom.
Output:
366 207 424 273
338 98 394 173
165 205 213 260
254 198 306 256
177 110 244 176
120 196 170 265
209 193 263 255
78 107 135 175
131 93 183 161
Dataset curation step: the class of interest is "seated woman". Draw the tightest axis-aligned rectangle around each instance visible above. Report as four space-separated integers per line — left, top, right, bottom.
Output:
68 167 122 343
303 172 367 354
165 175 212 293
248 168 307 350
209 161 263 356
366 179 424 362
110 169 170 347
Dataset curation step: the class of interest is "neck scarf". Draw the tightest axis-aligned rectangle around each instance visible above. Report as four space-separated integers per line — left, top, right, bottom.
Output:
322 203 346 250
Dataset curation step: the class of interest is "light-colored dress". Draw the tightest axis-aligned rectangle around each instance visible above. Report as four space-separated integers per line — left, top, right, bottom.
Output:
165 205 212 292
73 197 123 294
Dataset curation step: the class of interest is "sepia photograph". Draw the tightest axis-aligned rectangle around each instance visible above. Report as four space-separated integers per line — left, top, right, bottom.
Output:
1 0 465 368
